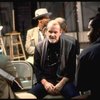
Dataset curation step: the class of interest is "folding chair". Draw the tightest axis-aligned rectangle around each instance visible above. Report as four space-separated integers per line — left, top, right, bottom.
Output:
11 60 36 99
12 61 64 99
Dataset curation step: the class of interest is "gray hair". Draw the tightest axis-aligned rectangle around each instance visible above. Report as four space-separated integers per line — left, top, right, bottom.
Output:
55 17 67 32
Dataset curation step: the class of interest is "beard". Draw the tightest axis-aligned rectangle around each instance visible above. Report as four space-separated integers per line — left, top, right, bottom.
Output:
48 38 58 43
88 34 97 43
88 30 100 43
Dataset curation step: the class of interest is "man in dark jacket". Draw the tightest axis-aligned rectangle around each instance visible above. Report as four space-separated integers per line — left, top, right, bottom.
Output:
76 10 100 99
28 19 83 100
27 20 85 100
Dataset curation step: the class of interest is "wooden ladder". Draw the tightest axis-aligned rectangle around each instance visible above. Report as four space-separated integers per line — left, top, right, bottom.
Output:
5 32 26 60
0 36 7 55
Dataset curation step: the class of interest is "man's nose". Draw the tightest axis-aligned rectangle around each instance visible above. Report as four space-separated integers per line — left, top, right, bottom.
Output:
51 32 55 36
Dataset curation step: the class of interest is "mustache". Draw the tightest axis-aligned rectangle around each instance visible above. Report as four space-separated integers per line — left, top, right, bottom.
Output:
49 35 56 39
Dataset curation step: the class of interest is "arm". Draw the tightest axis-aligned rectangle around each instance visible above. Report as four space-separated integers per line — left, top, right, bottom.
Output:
5 56 23 87
53 45 76 94
0 54 22 89
34 46 45 82
65 44 76 82
54 77 69 92
41 78 55 94
34 45 57 94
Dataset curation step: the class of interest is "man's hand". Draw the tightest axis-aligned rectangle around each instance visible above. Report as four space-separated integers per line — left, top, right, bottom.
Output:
54 82 63 94
41 77 69 95
41 79 57 95
54 77 69 94
44 81 55 93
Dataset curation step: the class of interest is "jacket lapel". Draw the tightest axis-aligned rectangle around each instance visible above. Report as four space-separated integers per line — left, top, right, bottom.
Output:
33 27 39 46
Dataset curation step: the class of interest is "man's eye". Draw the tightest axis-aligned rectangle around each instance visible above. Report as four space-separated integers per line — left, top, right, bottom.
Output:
49 31 52 33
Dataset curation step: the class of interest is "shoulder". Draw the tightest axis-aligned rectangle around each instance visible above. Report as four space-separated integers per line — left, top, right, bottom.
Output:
0 54 10 68
27 27 39 33
0 54 9 61
84 42 100 51
79 43 100 59
35 38 48 52
36 40 45 49
61 34 76 45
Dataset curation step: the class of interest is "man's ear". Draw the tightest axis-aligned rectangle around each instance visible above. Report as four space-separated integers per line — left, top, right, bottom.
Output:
60 29 63 34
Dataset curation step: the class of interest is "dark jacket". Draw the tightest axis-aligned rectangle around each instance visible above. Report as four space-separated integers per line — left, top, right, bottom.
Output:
77 37 100 98
34 34 77 83
64 34 80 55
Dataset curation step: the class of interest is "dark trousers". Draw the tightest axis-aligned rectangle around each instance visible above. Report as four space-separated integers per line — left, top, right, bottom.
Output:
28 82 79 100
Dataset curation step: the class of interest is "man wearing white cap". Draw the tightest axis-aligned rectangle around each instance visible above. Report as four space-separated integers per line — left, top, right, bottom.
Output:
25 8 52 65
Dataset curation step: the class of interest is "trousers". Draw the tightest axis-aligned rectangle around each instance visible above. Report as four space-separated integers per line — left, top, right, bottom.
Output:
28 82 79 100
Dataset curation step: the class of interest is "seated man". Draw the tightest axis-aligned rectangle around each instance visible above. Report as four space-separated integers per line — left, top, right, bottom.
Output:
28 19 86 100
77 10 100 99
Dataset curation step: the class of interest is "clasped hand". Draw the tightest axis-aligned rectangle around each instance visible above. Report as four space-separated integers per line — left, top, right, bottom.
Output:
44 81 62 95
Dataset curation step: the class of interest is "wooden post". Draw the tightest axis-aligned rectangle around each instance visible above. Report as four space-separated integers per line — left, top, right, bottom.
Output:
12 9 15 32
